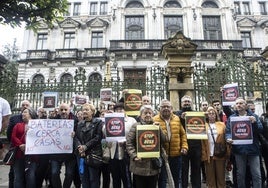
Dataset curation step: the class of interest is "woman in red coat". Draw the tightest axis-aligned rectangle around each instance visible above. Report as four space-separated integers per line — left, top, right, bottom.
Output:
11 107 37 188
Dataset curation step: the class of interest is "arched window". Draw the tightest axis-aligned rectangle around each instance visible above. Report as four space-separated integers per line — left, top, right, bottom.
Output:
202 1 219 8
126 1 144 8
60 73 73 83
88 73 102 98
164 1 182 8
32 74 45 84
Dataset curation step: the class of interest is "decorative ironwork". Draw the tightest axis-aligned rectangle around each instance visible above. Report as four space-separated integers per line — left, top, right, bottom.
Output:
193 48 268 111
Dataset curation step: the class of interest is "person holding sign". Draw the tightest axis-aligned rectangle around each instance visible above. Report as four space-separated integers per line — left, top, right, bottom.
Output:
74 103 103 188
154 99 188 188
201 107 229 188
11 107 38 188
49 103 79 188
226 97 263 188
126 105 168 188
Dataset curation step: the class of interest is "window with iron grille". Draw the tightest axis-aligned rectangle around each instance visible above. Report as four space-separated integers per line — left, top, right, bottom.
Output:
36 34 48 50
126 1 144 8
201 1 219 8
164 0 181 8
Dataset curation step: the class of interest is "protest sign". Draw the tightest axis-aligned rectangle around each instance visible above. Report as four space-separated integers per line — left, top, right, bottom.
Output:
137 125 160 158
230 116 253 145
185 112 207 139
100 88 112 104
124 89 142 116
43 92 58 111
222 83 239 106
105 113 125 142
74 95 89 105
25 119 74 154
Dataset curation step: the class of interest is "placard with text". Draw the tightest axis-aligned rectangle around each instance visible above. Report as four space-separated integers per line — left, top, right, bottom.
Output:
185 112 207 139
105 113 125 142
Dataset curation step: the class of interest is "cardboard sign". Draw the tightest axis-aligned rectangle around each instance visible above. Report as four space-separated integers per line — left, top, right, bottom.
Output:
25 119 74 154
124 89 142 116
74 95 89 105
222 83 239 106
105 113 125 142
185 112 207 139
136 125 160 158
230 116 253 145
100 88 112 103
43 92 58 111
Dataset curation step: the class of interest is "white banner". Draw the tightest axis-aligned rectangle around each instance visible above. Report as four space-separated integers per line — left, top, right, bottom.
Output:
25 119 74 154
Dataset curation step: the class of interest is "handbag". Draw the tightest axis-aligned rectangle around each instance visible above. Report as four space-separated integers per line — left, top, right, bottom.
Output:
152 157 163 169
85 153 103 168
208 124 227 158
3 147 18 165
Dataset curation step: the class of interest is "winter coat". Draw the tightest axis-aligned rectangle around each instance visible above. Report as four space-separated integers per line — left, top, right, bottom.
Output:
202 121 230 162
225 110 263 155
74 118 103 157
126 121 168 176
153 113 188 157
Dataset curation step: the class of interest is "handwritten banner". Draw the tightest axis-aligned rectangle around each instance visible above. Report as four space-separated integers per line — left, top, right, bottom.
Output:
230 116 253 145
222 83 239 106
25 119 74 154
105 113 125 142
185 112 207 139
137 125 160 158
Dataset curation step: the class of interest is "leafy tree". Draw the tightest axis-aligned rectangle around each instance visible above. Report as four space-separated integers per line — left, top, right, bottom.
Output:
0 0 68 30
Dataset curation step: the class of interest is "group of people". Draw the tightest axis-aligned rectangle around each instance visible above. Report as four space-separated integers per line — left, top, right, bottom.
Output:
0 93 267 188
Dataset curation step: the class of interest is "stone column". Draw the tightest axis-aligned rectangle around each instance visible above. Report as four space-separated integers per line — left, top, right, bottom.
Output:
161 32 197 111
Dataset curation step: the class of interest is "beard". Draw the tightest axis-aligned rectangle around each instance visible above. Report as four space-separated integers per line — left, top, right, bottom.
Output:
182 106 192 111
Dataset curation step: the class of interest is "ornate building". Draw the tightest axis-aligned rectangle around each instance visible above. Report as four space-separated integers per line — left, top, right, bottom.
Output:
17 0 268 110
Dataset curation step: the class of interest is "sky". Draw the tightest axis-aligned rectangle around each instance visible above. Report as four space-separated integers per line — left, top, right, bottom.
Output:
0 24 25 53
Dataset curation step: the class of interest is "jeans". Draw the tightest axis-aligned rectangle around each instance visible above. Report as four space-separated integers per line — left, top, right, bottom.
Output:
158 156 182 188
51 159 76 188
235 154 262 188
110 158 132 188
25 160 37 188
80 164 100 188
13 158 25 188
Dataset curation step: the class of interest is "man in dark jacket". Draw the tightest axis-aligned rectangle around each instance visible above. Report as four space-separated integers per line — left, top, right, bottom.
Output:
50 103 79 188
226 97 263 188
175 95 202 188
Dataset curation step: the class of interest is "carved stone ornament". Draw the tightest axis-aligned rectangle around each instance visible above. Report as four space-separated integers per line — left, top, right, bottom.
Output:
59 17 81 28
86 17 109 28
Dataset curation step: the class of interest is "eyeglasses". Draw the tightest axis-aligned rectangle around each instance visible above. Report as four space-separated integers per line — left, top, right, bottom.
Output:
161 106 171 109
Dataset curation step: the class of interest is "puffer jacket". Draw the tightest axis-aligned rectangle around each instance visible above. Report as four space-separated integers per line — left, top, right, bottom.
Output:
153 113 188 156
225 110 263 155
202 121 230 162
126 121 168 176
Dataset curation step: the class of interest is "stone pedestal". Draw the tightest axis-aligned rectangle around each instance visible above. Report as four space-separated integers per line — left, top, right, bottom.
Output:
162 32 197 111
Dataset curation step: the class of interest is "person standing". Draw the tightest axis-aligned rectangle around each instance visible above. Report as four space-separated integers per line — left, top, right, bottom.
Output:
154 99 188 188
202 107 229 188
74 103 103 188
50 103 78 188
176 95 202 188
226 97 263 188
11 107 38 188
126 105 168 188
0 97 11 134
6 100 31 188
108 102 137 188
